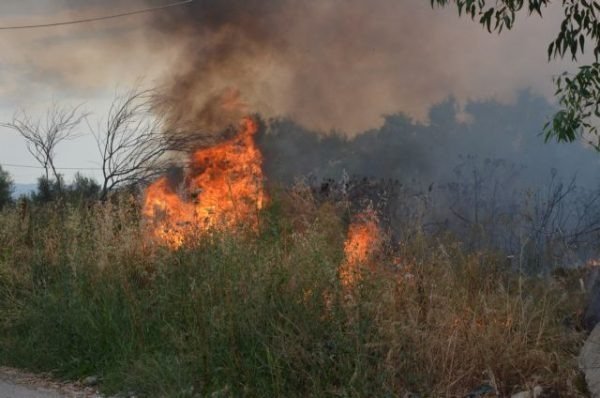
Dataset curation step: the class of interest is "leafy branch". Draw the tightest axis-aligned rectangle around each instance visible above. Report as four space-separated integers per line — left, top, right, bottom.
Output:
431 0 600 147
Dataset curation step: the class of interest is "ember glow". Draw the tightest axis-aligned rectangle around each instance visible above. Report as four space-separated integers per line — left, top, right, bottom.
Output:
340 209 381 287
143 117 266 248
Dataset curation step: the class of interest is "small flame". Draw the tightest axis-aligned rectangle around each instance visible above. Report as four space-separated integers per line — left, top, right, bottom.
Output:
143 117 266 248
340 209 381 287
587 258 600 268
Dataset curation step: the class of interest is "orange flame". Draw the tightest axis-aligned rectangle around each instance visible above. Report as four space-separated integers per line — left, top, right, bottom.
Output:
143 117 266 248
340 209 381 287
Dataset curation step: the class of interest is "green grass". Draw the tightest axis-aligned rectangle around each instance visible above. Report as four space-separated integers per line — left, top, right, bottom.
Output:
0 194 588 397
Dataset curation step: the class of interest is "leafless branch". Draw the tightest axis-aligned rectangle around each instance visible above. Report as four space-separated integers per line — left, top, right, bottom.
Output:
2 102 86 192
91 87 192 200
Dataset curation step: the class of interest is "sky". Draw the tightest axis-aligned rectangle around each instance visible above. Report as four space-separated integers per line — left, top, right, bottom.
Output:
0 0 580 183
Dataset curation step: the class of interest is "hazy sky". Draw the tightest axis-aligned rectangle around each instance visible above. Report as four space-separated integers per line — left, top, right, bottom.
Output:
0 0 577 183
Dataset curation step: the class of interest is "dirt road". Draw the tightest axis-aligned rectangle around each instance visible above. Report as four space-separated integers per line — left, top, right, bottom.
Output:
0 368 98 398
0 378 64 398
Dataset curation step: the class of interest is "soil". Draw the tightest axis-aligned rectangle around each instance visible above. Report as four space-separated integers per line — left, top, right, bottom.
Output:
0 367 100 398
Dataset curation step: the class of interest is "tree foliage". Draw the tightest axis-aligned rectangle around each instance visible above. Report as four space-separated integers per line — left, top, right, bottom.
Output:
0 165 13 210
66 173 101 202
31 173 101 204
32 175 63 204
431 0 600 147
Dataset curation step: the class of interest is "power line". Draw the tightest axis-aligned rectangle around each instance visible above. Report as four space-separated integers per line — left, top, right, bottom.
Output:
0 0 193 31
1 163 101 170
1 162 190 171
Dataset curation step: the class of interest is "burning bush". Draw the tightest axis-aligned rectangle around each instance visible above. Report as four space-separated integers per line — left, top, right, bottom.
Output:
340 208 383 288
143 117 266 247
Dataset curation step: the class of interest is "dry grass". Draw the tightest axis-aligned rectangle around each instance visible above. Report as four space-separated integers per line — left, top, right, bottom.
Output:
0 191 588 397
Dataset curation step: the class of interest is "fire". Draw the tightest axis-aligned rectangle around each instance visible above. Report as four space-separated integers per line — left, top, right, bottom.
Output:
340 209 381 287
143 117 266 248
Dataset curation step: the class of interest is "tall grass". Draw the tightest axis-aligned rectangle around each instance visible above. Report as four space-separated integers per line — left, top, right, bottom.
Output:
0 192 587 397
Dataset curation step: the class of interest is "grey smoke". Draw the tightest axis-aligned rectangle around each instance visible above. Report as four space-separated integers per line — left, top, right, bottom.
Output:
0 0 569 133
148 0 568 133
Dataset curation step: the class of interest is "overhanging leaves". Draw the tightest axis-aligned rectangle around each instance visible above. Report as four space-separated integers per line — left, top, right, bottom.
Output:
431 0 600 147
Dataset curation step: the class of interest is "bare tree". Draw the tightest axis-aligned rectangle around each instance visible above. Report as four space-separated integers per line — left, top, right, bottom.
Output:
2 103 86 193
91 88 191 200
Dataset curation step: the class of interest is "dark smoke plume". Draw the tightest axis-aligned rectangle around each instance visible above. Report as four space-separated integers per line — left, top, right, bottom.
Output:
151 0 290 133
146 0 566 133
1 0 567 134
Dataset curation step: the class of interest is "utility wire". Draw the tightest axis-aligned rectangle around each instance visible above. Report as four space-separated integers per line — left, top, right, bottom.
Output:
2 163 101 170
1 162 190 171
0 0 193 30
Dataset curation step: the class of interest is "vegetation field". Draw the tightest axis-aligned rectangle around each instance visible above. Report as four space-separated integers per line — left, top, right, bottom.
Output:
0 189 588 397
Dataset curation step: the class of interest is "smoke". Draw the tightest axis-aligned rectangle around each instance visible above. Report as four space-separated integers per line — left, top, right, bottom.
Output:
149 0 568 133
0 0 565 134
4 1 600 266
0 0 570 134
257 92 600 269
